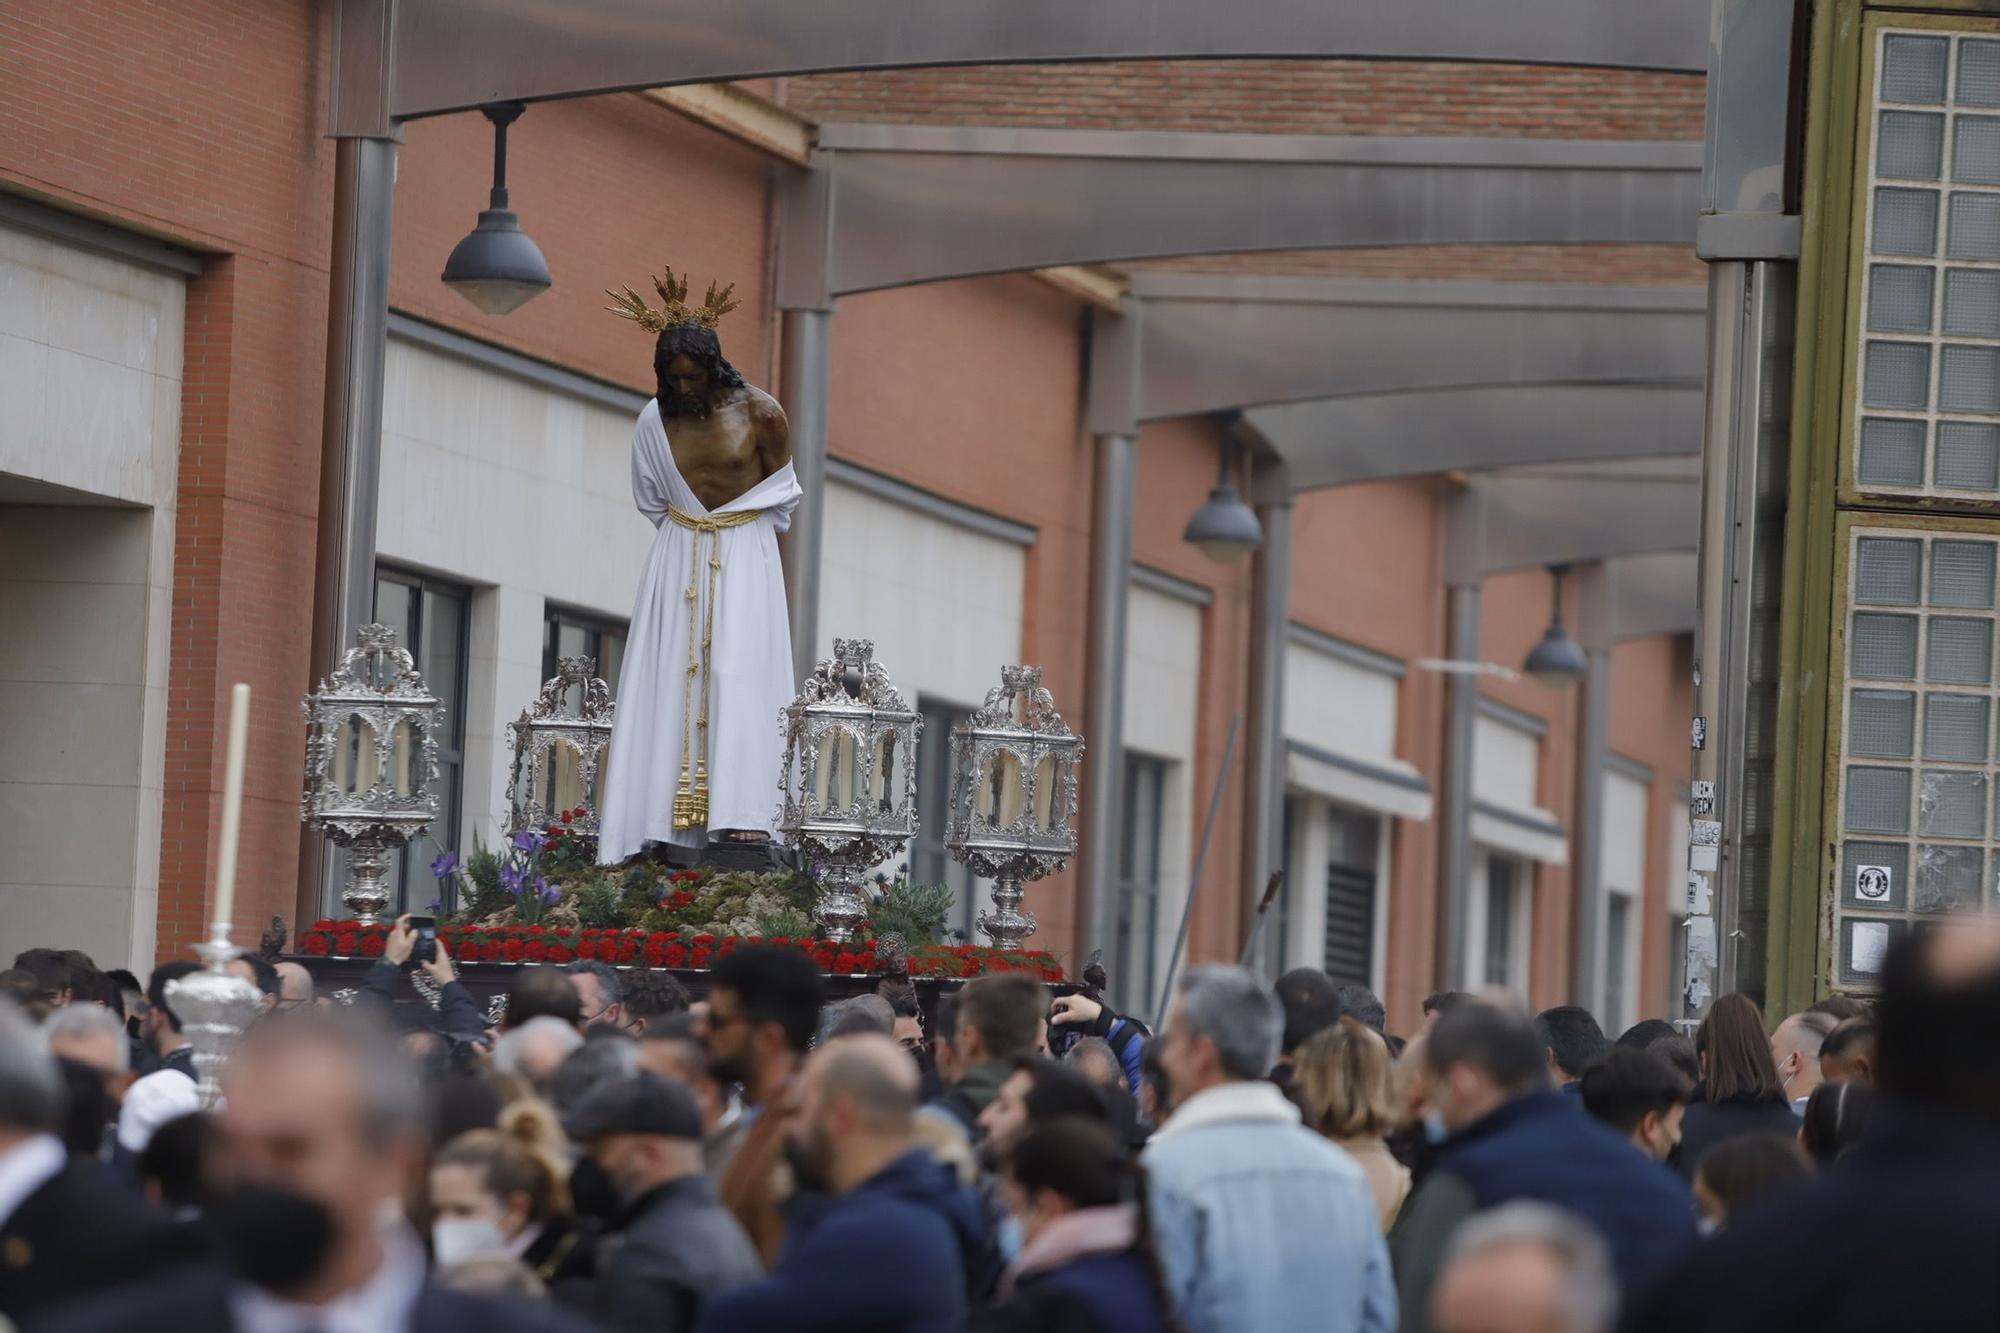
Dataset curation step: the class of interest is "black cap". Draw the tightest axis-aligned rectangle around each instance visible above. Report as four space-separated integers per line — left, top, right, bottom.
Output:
564 1072 704 1142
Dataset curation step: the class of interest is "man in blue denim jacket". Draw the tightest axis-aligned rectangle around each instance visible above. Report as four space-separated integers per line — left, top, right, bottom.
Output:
1142 965 1396 1333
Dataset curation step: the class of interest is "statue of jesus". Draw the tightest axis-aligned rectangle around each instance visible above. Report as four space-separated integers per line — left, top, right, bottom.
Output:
595 268 799 864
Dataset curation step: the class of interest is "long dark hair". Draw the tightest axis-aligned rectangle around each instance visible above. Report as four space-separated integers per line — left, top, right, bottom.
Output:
1697 992 1786 1104
653 322 744 414
1800 1080 1874 1167
1006 1117 1184 1333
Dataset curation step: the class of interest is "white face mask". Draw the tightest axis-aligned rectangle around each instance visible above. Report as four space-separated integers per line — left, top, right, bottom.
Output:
431 1215 509 1268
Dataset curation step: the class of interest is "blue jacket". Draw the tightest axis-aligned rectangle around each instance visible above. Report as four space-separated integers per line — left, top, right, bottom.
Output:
693 1149 987 1333
1104 1018 1146 1097
1442 1090 1694 1291
973 1251 1172 1333
1142 1080 1395 1333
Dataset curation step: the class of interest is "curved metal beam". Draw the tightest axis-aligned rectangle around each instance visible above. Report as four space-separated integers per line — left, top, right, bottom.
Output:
1244 382 1701 492
1089 277 1706 434
385 0 1707 123
783 128 1700 304
1448 459 1700 579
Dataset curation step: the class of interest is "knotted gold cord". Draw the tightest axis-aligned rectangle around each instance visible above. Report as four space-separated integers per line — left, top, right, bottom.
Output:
667 504 758 828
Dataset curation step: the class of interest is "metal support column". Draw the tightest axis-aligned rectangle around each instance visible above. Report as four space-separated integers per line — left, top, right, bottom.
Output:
1240 471 1294 967
1080 431 1137 961
781 307 832 686
1571 561 1614 1013
304 132 397 917
1439 581 1483 992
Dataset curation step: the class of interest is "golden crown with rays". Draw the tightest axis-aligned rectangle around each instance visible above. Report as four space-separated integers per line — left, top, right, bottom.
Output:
605 266 741 334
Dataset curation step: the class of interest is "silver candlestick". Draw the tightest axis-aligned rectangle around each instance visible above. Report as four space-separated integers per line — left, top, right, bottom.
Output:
164 922 266 1108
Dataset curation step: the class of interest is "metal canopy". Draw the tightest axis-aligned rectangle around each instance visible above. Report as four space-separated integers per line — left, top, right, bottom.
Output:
779 127 1701 306
1448 459 1701 581
1606 551 1698 640
1245 382 1701 493
378 0 1707 125
1089 276 1707 435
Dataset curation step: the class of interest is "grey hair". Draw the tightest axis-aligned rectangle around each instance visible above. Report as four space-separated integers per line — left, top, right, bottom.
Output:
45 1002 130 1073
1063 1037 1120 1083
0 1001 60 1133
817 995 895 1043
1178 965 1283 1080
494 1015 586 1083
235 1010 423 1147
563 959 623 1008
551 1031 640 1117
1443 1202 1620 1333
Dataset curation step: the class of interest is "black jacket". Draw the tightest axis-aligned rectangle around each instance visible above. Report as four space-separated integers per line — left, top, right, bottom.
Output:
595 1174 762 1333
31 1264 592 1333
1674 1091 1800 1179
520 1213 599 1311
1625 1101 2000 1333
971 1251 1173 1333
0 1159 204 1324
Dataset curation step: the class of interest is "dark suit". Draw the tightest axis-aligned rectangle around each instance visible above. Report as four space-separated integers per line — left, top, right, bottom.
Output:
160 1046 196 1081
32 1263 594 1332
0 1160 203 1324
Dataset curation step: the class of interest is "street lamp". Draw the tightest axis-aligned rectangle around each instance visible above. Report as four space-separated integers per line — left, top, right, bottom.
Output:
1183 441 1263 563
1522 564 1590 688
441 102 551 315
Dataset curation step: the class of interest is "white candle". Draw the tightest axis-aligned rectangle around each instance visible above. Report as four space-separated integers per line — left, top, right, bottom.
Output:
213 683 251 929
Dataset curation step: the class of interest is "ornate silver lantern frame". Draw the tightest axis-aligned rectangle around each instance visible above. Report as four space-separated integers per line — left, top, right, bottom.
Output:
945 665 1084 948
507 655 616 839
165 933 266 1108
778 639 923 943
300 623 445 924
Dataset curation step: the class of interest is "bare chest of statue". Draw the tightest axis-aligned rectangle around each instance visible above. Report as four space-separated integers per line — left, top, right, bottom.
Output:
666 391 766 512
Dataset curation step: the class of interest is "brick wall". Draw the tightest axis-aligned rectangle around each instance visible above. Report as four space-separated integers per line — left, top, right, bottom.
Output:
787 60 1704 140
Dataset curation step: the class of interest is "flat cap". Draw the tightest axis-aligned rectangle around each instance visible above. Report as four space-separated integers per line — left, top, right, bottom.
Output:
563 1071 703 1142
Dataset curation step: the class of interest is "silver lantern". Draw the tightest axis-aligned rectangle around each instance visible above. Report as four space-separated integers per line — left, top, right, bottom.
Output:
778 639 923 943
945 665 1084 948
300 623 445 924
165 932 266 1108
507 655 616 840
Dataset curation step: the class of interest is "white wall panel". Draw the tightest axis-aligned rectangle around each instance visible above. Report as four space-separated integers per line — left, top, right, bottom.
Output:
1124 585 1202 978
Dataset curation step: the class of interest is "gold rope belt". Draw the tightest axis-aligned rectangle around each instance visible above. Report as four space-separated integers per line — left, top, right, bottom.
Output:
667 504 759 828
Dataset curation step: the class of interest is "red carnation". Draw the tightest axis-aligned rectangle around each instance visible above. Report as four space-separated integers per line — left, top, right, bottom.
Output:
858 952 878 972
833 953 857 975
692 933 716 947
502 939 526 963
664 943 688 967
333 932 358 956
478 939 502 962
561 810 573 824
525 940 548 962
358 935 385 958
616 941 637 964
300 934 330 957
547 944 573 963
311 919 335 932
690 947 711 969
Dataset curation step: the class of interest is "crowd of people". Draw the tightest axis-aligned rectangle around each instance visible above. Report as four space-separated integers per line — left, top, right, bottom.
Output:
0 909 1991 1332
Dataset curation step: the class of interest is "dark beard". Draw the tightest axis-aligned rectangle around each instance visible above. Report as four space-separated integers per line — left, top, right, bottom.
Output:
659 389 710 419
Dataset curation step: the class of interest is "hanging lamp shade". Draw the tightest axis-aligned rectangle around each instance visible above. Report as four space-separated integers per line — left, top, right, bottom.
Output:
441 102 550 316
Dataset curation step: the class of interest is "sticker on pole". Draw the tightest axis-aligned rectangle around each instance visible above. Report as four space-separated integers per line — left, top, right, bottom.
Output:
1691 716 1707 750
1686 873 1712 915
1691 819 1721 847
1690 781 1715 817
1855 865 1893 902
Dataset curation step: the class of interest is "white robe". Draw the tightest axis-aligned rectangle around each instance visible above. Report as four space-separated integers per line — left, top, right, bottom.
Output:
597 399 801 862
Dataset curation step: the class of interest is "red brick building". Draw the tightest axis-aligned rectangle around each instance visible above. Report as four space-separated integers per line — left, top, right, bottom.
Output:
0 4 1697 1032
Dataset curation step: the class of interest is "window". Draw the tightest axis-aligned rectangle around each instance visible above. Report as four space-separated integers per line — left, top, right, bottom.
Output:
1482 853 1528 992
1116 753 1169 1016
372 570 470 914
911 696 979 942
1605 893 1634 1035
543 606 627 707
1323 805 1381 988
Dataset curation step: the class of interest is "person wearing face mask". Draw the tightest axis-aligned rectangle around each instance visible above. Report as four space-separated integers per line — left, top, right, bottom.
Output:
1388 1002 1695 1333
1578 1045 1692 1163
566 1072 760 1333
41 1009 587 1333
430 1105 597 1309
972 1117 1175 1333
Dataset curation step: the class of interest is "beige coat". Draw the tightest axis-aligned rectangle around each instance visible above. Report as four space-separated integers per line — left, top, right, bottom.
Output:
1335 1134 1413 1232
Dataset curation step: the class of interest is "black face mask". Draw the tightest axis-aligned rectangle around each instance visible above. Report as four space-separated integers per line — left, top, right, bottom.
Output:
204 1183 334 1294
569 1154 623 1225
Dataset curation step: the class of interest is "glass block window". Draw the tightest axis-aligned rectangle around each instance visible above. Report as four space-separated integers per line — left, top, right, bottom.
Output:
1857 32 2000 497
1837 526 2000 976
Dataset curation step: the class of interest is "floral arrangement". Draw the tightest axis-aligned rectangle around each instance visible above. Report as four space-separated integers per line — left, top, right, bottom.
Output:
294 919 1064 981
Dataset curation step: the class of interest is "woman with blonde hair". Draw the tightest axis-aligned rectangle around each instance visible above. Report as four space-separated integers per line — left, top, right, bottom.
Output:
1294 1016 1412 1230
429 1100 597 1308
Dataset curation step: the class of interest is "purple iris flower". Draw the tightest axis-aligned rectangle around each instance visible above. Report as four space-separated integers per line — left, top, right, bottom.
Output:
536 878 561 906
498 862 526 894
509 829 541 854
429 850 458 879
426 898 443 914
